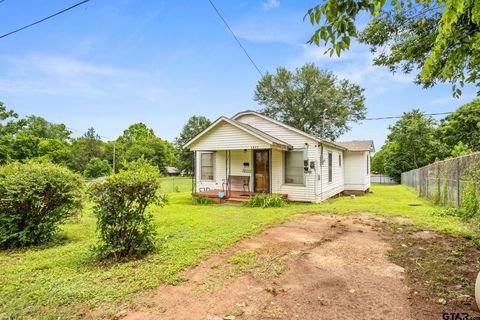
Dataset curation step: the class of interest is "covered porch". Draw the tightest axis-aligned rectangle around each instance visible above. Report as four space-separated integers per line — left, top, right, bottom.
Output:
184 116 292 202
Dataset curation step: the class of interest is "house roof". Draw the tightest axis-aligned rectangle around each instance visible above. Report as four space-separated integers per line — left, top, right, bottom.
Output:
337 140 375 152
183 116 292 149
231 110 347 150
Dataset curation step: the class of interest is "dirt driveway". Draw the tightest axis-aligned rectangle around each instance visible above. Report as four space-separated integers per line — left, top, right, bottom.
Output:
116 213 422 320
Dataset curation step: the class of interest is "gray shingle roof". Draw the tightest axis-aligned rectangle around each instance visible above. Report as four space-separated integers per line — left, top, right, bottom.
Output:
337 140 375 151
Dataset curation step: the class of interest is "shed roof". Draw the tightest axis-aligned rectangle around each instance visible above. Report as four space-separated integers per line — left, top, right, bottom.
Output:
337 140 375 152
166 167 180 174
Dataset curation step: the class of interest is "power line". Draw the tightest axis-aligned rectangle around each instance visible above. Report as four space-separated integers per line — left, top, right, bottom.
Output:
207 0 264 77
0 0 89 40
364 111 454 121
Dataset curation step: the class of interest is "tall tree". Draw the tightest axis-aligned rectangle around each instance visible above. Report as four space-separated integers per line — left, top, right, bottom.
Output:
387 109 440 169
174 116 211 175
254 63 366 141
436 99 480 151
68 128 104 173
116 123 173 173
305 0 479 96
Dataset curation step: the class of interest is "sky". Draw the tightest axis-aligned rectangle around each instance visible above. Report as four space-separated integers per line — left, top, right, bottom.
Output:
0 0 477 149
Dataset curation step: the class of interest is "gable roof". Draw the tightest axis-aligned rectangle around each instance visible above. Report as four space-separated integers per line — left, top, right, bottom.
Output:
232 110 347 150
183 116 291 149
337 140 375 152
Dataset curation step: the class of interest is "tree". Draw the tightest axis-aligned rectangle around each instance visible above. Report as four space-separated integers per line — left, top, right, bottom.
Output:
253 63 366 141
37 139 70 164
388 109 440 169
381 141 413 181
68 128 104 173
117 123 156 145
116 123 173 173
305 0 479 96
436 99 480 152
174 116 211 175
84 158 112 178
21 115 71 141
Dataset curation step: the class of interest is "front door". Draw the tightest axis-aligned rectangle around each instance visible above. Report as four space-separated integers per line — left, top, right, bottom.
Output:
254 150 270 193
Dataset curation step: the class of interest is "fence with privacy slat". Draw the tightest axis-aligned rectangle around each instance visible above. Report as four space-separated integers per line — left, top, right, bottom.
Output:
401 152 480 208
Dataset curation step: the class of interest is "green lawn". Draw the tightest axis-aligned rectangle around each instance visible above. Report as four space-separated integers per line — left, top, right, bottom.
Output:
0 181 477 319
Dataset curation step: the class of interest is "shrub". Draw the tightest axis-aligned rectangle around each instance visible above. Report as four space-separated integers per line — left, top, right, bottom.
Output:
89 159 164 260
0 161 83 249
459 179 480 220
247 194 286 208
84 158 112 179
192 195 213 205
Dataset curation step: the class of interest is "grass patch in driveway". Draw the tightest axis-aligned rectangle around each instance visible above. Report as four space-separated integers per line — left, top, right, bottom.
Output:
313 184 480 240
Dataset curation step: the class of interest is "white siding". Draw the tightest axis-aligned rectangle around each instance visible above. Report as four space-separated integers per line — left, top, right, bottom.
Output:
192 113 372 202
189 121 271 151
235 114 317 148
316 145 345 201
344 151 370 191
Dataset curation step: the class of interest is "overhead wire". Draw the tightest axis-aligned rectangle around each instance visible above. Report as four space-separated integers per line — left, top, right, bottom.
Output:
207 0 264 77
0 0 89 39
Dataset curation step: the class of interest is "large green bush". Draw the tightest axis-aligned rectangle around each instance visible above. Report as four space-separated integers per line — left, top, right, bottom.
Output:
89 159 164 260
83 157 112 178
0 161 83 249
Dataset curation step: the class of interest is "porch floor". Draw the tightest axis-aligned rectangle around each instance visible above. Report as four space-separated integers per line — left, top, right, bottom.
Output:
192 189 287 203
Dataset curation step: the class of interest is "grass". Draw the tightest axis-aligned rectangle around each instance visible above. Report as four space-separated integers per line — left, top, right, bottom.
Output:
0 181 478 319
313 184 480 240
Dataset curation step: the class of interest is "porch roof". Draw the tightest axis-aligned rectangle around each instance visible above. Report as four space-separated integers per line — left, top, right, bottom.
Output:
184 116 292 151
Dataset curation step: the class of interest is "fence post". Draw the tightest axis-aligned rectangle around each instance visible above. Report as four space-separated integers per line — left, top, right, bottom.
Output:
457 160 461 208
437 164 441 204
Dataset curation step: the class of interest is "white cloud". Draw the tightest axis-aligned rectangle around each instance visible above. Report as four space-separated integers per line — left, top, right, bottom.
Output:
0 54 164 101
263 0 280 10
289 44 414 98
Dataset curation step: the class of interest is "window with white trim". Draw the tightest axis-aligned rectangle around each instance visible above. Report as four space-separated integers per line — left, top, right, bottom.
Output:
284 150 304 184
200 152 214 180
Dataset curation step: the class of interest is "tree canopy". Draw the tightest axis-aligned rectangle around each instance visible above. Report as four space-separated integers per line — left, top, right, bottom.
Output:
254 63 366 141
305 0 480 96
174 116 212 175
0 101 177 176
372 99 480 180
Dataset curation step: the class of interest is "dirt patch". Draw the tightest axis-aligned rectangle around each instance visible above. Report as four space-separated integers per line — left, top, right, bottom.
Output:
378 220 480 319
84 214 416 320
85 213 480 320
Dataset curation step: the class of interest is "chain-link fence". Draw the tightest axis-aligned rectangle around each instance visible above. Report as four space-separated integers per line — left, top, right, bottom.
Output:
401 152 480 208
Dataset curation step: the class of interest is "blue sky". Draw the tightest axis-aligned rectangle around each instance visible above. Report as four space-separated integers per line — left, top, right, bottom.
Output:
0 0 476 149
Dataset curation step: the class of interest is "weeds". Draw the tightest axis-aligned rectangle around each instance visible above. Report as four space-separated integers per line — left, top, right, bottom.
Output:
247 194 286 208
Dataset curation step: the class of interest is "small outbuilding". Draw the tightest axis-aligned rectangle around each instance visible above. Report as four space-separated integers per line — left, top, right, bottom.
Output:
165 166 181 176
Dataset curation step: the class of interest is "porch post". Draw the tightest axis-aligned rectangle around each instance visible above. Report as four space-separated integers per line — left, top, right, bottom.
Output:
228 150 232 197
192 151 196 194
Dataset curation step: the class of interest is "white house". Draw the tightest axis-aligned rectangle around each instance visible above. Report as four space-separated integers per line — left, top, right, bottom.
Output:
184 110 374 203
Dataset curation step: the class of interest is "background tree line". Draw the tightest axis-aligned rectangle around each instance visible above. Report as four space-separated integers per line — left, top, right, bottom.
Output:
372 99 480 180
0 101 178 178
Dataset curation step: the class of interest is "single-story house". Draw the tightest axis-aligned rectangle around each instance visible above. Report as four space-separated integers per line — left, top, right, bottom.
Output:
184 110 374 203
